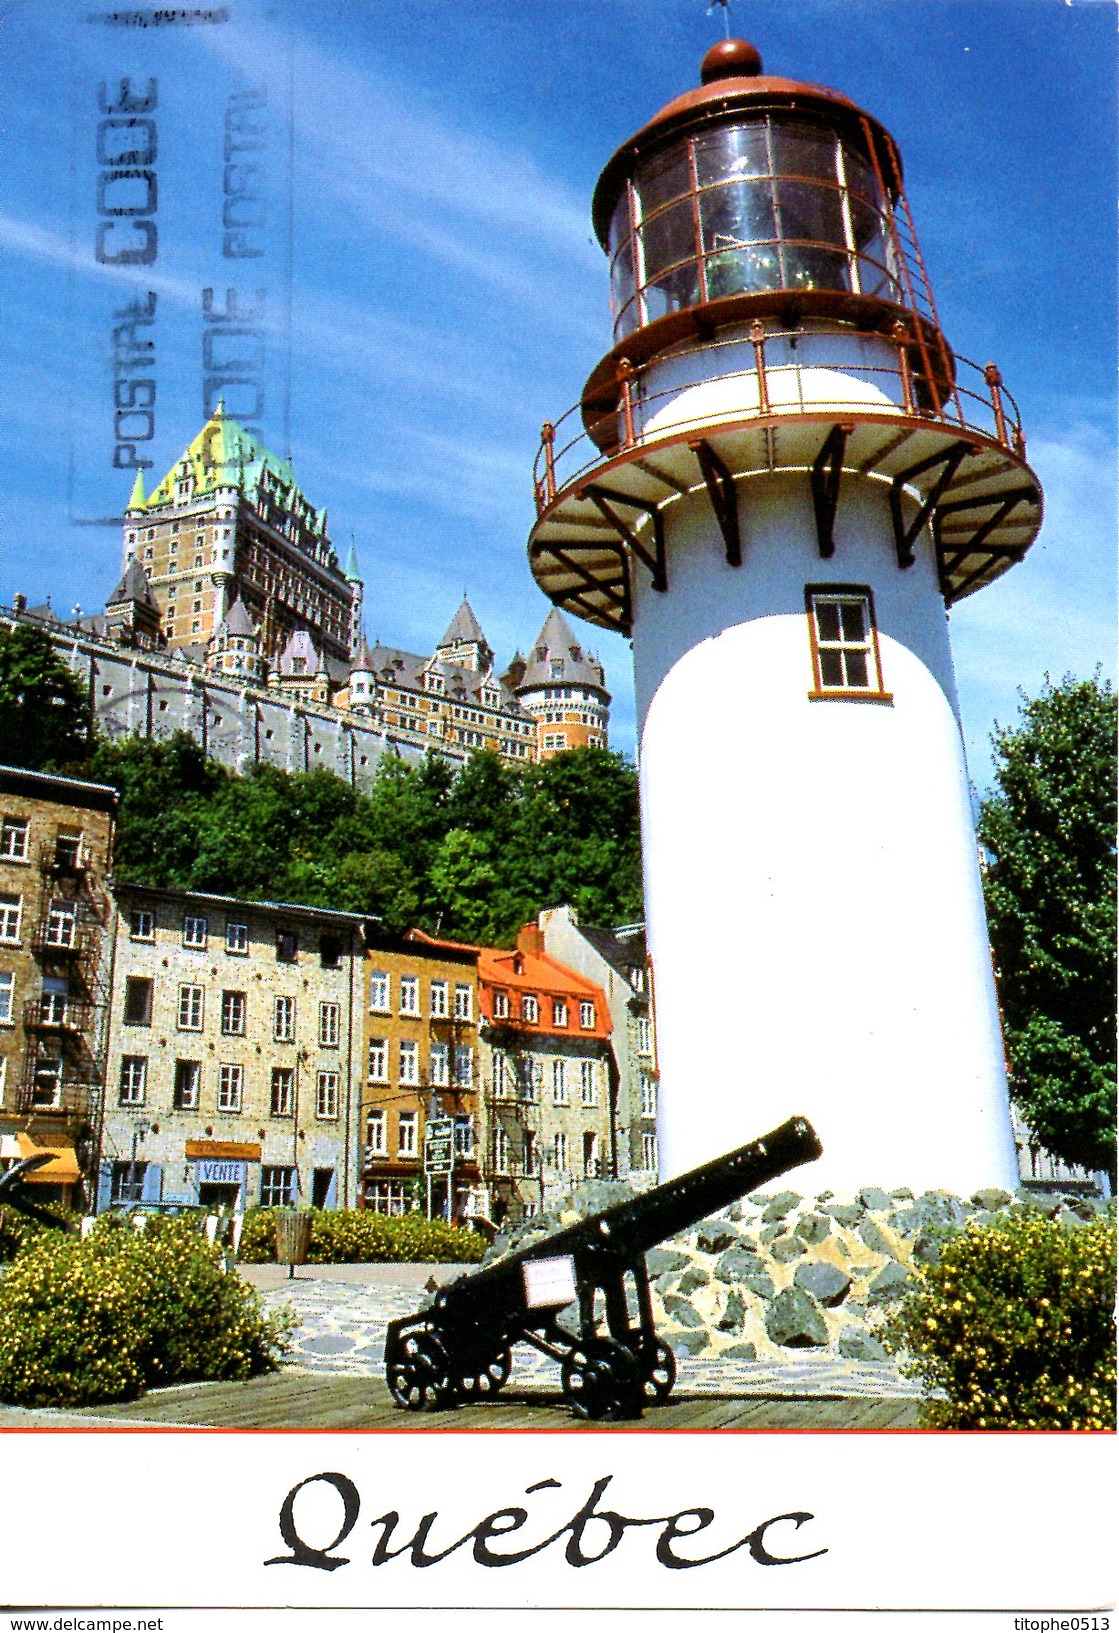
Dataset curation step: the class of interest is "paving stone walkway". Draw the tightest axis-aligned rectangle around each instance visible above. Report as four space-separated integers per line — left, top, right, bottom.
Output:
248 1264 922 1400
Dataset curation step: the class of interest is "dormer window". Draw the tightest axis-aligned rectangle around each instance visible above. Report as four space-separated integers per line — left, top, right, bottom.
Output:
550 660 564 679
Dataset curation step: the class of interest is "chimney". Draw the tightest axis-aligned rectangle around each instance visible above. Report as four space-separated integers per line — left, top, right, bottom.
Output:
516 923 545 958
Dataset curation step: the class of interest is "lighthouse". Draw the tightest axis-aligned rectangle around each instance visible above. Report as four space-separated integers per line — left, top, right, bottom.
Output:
527 38 1043 1195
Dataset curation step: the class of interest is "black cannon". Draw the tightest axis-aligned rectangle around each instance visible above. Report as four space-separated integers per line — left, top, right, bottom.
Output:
384 1114 822 1421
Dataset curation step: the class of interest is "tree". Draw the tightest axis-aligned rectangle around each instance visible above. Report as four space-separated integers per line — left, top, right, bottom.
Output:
978 674 1116 1180
0 624 91 770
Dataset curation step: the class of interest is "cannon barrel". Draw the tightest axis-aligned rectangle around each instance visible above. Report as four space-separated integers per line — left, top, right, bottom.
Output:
435 1114 821 1310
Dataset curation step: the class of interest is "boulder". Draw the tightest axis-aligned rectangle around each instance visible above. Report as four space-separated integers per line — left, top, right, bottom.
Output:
823 1201 863 1227
714 1246 775 1300
838 1329 890 1363
971 1187 1013 1209
858 1187 892 1211
770 1235 804 1265
647 1248 690 1278
794 1213 831 1245
668 1330 710 1357
765 1288 829 1348
694 1221 739 1254
858 1219 897 1258
794 1260 852 1307
759 1221 787 1245
663 1294 705 1328
677 1267 711 1296
717 1289 747 1333
866 1261 912 1304
722 1341 758 1361
761 1191 802 1223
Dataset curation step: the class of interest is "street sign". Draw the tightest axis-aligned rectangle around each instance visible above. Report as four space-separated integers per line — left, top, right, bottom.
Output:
424 1117 455 1175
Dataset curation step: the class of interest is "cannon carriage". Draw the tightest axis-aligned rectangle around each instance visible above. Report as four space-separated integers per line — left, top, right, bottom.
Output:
385 1114 822 1421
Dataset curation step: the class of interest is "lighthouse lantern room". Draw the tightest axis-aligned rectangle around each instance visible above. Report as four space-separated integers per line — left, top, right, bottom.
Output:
528 39 1043 1196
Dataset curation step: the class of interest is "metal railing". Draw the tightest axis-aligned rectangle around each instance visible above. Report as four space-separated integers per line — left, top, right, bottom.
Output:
533 323 1027 512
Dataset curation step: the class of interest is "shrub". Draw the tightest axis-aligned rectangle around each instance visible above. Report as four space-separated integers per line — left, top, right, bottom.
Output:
0 1202 77 1263
236 1206 488 1265
0 1217 292 1408
884 1209 1116 1430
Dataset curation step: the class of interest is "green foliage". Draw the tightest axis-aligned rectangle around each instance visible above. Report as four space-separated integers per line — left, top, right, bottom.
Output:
0 1217 292 1407
979 675 1117 1179
884 1210 1116 1430
0 623 92 770
81 736 643 944
0 1203 76 1263
237 1206 488 1265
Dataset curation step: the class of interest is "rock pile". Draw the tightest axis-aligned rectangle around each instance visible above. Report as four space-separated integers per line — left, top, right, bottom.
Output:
484 1181 1107 1363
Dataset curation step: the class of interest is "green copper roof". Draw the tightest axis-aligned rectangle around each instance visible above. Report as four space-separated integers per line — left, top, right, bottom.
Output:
129 405 323 530
344 540 362 581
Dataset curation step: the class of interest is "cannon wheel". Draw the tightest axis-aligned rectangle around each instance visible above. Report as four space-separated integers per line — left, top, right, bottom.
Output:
641 1338 677 1405
458 1345 512 1400
387 1328 456 1411
561 1337 643 1421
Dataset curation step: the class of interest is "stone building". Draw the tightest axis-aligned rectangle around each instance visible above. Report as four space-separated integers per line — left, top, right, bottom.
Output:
102 883 367 1212
409 925 615 1224
359 933 482 1219
538 906 658 1183
119 404 355 668
0 765 118 1209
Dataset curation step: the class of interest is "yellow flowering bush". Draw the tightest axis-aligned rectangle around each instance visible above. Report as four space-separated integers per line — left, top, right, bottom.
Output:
0 1202 76 1263
0 1217 292 1408
237 1206 487 1266
884 1209 1116 1430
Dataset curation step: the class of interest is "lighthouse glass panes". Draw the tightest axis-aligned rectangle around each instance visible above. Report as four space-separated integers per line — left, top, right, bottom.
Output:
806 587 886 696
608 117 900 340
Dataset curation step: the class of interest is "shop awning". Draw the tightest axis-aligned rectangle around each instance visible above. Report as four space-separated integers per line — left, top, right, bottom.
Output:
15 1132 81 1184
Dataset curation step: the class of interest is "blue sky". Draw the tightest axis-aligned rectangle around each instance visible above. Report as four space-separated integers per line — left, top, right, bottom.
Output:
0 0 1114 788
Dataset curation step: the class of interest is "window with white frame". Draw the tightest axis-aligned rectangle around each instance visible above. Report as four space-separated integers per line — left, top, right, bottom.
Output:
0 819 28 861
221 989 246 1036
365 1178 409 1215
260 1165 294 1207
365 1108 387 1156
319 1000 340 1048
453 983 472 1021
218 1062 243 1112
522 1130 538 1176
225 920 249 955
522 994 539 1024
641 1073 658 1117
492 1051 509 1098
271 1067 295 1117
399 974 420 1016
454 1115 474 1157
579 1000 596 1030
369 970 390 1013
637 1016 653 1056
39 975 68 1025
178 984 203 1031
118 1055 147 1106
367 1038 388 1082
45 900 78 949
642 1132 659 1171
493 989 509 1019
552 1058 568 1104
398 1110 418 1157
0 895 20 945
0 972 13 1025
174 1058 200 1110
182 913 207 950
316 1071 339 1120
129 908 154 941
454 1045 473 1088
554 1131 568 1171
552 998 568 1027
273 995 295 1042
580 1060 597 1106
399 1039 419 1085
582 1130 599 1178
429 979 448 1018
111 1160 147 1204
494 1127 510 1172
31 1055 63 1108
806 585 888 696
520 1057 537 1103
429 1041 449 1087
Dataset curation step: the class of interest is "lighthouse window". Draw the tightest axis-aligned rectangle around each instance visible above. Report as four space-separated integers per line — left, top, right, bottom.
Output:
806 586 890 700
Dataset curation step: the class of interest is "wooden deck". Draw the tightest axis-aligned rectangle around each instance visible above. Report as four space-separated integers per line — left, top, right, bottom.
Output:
0 1370 921 1431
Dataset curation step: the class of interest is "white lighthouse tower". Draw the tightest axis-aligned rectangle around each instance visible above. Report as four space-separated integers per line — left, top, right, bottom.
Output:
527 38 1043 1195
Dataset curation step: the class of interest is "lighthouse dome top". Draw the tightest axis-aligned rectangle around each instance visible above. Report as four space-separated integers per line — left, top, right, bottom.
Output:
591 39 902 249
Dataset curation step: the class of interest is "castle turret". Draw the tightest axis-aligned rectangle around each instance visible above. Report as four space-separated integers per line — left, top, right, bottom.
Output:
434 597 494 675
527 38 1042 1193
207 594 265 684
514 606 611 758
